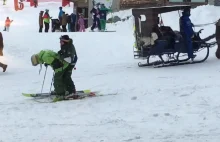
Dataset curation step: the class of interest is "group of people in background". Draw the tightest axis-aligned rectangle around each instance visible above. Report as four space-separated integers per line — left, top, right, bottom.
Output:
38 7 86 33
90 3 111 32
38 3 112 33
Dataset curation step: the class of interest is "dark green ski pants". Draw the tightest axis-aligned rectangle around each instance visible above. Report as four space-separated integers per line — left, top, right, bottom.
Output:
0 62 3 67
53 65 75 96
100 19 106 31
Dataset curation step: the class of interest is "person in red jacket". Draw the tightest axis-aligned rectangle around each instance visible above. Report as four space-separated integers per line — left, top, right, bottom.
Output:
4 17 13 32
43 9 52 32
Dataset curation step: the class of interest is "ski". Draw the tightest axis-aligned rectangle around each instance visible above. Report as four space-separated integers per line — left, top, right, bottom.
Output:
22 90 94 98
22 90 118 103
89 31 116 32
103 31 116 32
51 91 118 103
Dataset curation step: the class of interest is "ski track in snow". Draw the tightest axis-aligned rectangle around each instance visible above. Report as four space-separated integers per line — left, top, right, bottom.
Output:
1 2 220 142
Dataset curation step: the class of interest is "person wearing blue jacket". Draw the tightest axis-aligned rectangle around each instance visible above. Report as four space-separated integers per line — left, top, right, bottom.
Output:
58 7 63 24
180 8 195 61
70 13 76 32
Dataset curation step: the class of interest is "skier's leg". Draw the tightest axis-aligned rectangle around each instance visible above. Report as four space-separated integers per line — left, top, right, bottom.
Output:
45 23 49 32
6 26 9 32
100 19 104 31
62 25 67 32
53 71 66 96
91 19 96 31
0 62 7 72
44 22 47 32
69 23 73 32
63 65 76 94
103 20 106 30
97 19 101 31
0 47 3 56
82 26 85 32
186 36 194 59
39 25 43 32
68 24 71 32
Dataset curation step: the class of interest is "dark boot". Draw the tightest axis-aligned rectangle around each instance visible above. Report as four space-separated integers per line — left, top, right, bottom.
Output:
0 62 7 72
3 64 7 72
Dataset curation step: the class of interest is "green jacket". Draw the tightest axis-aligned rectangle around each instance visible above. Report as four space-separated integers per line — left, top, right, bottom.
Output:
100 7 112 20
37 50 69 72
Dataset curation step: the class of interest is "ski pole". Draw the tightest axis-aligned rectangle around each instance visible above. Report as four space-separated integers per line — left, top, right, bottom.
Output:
40 67 47 94
49 72 54 94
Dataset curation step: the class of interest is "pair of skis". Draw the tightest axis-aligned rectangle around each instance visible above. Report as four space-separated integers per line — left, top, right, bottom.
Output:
22 90 117 103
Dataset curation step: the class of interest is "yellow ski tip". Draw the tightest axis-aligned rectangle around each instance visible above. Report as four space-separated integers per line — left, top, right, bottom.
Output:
83 90 91 93
22 93 32 97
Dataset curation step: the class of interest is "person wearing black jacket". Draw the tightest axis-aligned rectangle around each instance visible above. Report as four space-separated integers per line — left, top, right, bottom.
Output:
90 5 101 31
70 13 76 32
58 35 77 97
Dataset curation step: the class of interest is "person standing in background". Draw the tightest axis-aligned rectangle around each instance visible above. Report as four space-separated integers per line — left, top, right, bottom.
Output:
4 17 13 32
78 14 85 32
70 13 76 32
39 11 44 32
61 12 68 32
43 9 51 32
33 0 38 8
99 4 111 31
58 7 63 24
90 5 101 32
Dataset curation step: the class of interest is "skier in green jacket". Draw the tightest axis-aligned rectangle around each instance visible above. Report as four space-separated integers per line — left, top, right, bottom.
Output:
31 35 77 101
99 4 112 31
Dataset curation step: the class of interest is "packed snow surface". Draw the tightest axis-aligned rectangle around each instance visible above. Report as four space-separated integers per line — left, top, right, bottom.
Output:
1 2 220 142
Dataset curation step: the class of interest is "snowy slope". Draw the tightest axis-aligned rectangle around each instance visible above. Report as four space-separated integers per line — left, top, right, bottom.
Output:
1 2 220 142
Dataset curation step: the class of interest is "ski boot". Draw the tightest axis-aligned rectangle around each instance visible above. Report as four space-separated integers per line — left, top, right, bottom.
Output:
52 95 65 102
52 91 79 102
2 64 7 72
50 91 56 95
52 91 68 102
190 54 197 63
64 88 79 100
64 91 79 100
0 62 7 72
